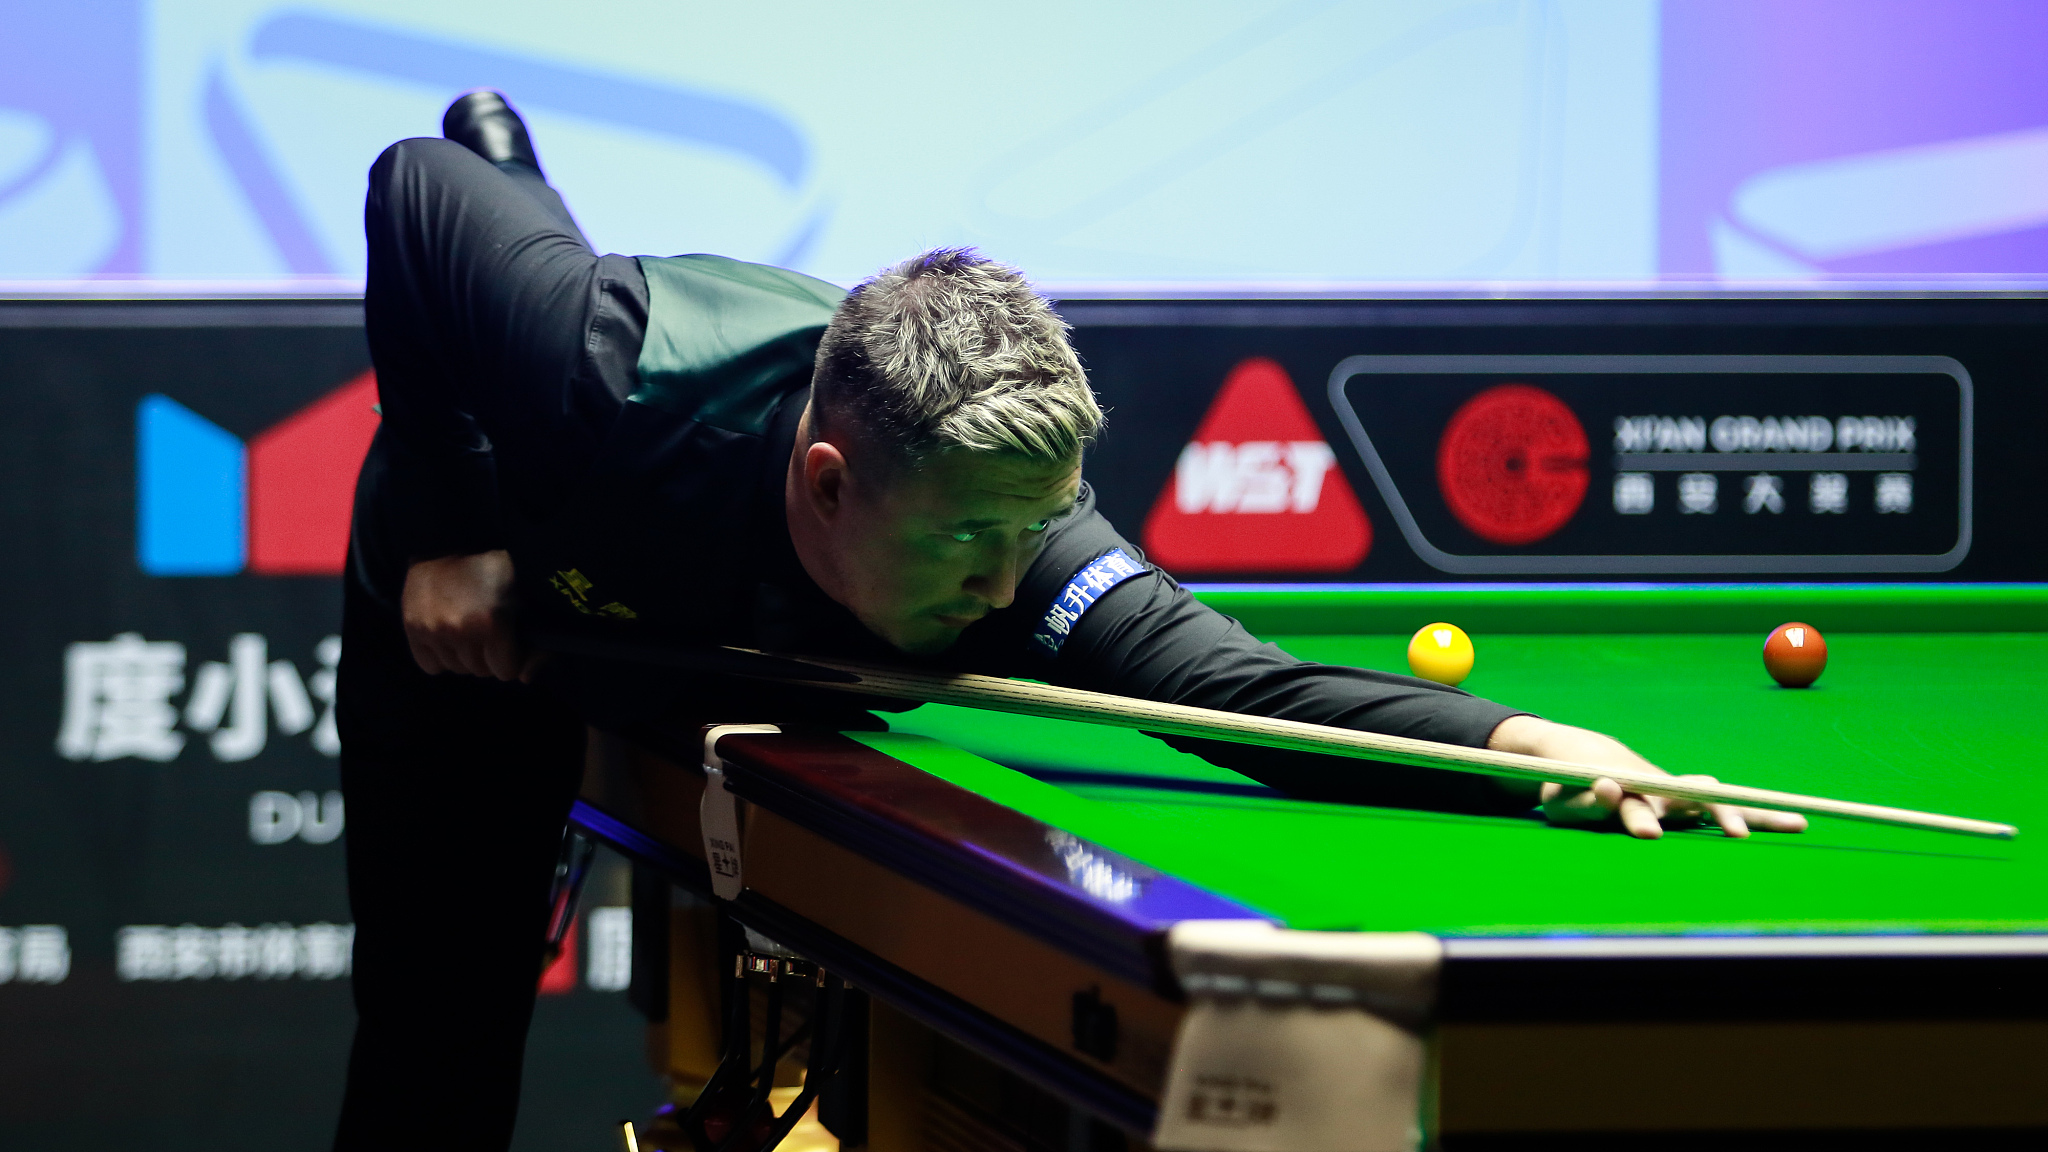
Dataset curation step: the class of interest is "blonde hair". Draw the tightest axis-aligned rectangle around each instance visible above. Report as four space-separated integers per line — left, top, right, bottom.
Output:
812 248 1102 464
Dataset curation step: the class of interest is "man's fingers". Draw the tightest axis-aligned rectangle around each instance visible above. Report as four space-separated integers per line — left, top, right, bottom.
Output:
1741 807 1809 833
1617 793 1663 839
1668 774 1795 835
1546 776 1784 841
1541 769 1810 841
1541 777 1626 827
459 642 497 678
1651 774 1743 835
461 627 506 678
401 551 520 680
1591 776 1624 811
407 615 510 679
518 650 553 685
1657 774 1712 824
1547 777 1622 824
407 635 448 676
1711 804 1751 838
482 623 523 682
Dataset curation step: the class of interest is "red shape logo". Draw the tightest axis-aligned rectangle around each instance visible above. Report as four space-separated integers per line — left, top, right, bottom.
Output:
1435 383 1588 545
248 370 381 575
1141 358 1371 573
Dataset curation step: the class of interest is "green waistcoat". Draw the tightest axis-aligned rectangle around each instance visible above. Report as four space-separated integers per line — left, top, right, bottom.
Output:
633 253 846 435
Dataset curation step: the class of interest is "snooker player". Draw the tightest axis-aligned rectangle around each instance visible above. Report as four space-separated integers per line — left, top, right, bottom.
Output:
334 92 1805 1149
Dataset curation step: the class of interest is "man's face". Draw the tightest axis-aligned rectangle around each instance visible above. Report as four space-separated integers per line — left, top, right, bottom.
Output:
818 446 1082 654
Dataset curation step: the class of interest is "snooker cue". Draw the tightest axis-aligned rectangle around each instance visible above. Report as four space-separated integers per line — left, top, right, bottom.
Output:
544 637 2017 840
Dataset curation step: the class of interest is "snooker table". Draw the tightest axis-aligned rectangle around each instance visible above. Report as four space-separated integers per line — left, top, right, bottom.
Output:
573 583 2048 1150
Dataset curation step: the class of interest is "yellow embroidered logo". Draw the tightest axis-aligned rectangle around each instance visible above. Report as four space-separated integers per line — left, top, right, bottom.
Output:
549 569 638 620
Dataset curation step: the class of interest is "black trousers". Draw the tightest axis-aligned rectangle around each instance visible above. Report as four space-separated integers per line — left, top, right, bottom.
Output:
334 139 644 1151
334 572 585 1151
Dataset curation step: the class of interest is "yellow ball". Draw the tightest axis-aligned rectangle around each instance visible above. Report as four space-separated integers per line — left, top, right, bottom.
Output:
1407 622 1474 686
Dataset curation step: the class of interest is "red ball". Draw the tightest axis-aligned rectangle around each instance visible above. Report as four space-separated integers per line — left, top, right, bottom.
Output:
1763 622 1828 688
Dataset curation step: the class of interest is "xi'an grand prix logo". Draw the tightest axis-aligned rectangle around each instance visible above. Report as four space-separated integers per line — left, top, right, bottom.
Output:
1142 358 1371 573
1326 354 1967 574
137 371 380 576
1434 383 1590 545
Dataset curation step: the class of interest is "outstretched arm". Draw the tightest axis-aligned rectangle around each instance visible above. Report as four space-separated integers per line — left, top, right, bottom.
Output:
1050 568 1541 816
1000 500 1805 835
991 499 1532 815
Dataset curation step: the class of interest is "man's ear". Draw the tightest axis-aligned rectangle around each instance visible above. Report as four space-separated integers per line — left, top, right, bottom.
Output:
802 440 851 519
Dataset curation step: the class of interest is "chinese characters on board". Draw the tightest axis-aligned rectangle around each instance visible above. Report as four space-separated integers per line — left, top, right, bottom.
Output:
0 927 72 984
1609 414 1917 518
57 632 340 763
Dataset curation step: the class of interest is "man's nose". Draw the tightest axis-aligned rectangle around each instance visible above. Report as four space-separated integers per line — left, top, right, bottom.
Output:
966 544 1021 610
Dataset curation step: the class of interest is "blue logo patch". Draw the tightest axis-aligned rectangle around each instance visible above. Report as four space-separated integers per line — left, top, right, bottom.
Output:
1032 549 1146 656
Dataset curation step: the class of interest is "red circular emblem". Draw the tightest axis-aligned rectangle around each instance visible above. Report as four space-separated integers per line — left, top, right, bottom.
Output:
1435 383 1589 545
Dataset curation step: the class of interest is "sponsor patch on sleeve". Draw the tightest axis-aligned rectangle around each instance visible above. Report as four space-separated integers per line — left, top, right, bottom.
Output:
1032 548 1146 657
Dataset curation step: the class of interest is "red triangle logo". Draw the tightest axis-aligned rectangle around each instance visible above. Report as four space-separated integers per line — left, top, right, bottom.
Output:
248 370 381 575
1140 358 1371 573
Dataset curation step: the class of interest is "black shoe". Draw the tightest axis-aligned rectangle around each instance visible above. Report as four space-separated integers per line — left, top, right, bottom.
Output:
442 89 543 174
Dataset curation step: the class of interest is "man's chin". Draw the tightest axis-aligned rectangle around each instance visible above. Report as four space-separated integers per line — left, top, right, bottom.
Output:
892 627 963 656
880 614 978 656
853 605 980 656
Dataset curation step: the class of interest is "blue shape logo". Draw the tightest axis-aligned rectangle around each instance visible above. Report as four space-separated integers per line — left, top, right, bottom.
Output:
136 394 245 575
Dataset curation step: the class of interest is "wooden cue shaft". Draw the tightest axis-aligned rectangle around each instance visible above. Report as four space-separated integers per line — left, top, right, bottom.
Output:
752 651 2018 841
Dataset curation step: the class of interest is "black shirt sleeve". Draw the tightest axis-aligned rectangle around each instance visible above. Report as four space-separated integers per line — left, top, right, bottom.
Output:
967 488 1538 816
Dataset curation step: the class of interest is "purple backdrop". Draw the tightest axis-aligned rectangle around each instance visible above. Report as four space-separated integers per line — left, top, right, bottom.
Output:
0 1 143 274
1661 0 2048 276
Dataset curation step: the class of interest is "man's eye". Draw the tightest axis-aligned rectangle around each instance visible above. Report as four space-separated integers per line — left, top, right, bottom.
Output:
950 532 979 543
1025 519 1051 533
